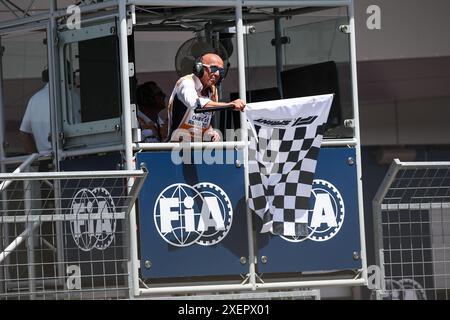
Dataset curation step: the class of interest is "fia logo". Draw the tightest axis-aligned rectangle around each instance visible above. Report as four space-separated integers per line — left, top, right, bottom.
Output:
154 183 232 247
373 279 427 300
70 187 116 251
281 179 345 242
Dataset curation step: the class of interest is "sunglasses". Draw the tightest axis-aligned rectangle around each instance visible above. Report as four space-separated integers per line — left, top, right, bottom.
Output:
203 64 226 78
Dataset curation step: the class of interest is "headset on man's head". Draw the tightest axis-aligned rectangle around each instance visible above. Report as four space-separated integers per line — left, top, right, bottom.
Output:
193 54 226 85
193 55 206 78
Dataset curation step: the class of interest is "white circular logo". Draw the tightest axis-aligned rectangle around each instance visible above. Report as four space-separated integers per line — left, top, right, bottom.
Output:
372 279 427 300
281 179 345 243
70 187 116 251
193 183 233 246
154 183 233 247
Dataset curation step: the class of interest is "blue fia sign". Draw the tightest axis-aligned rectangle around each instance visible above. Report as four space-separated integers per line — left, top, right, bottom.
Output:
137 150 248 278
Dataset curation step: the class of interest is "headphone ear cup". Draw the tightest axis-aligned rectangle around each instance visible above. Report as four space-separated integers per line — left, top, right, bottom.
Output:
193 60 204 78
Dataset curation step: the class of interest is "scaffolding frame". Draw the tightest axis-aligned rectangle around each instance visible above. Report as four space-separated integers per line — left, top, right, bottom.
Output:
0 0 367 299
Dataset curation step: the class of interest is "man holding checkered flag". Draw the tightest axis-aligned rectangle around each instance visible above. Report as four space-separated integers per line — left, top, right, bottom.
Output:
245 94 333 237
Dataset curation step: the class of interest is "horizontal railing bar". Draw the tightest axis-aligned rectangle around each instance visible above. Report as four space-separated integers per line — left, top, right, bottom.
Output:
149 289 321 300
139 278 365 296
0 195 132 203
381 221 450 225
0 170 146 180
322 138 357 146
133 139 357 151
388 186 450 190
0 212 126 223
395 160 450 169
381 203 450 210
59 144 125 158
382 247 450 252
134 141 246 151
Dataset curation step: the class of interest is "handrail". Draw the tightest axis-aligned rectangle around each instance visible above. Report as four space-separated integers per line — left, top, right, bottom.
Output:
0 169 146 181
133 139 357 151
0 168 148 268
134 141 246 151
194 105 234 113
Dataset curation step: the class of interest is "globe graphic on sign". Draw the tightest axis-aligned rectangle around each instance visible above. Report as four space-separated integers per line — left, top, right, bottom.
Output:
154 184 206 247
307 187 338 235
280 179 345 243
91 187 116 250
70 187 117 251
70 189 99 251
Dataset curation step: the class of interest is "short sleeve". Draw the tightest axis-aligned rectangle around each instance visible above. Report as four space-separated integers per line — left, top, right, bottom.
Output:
20 99 33 133
197 97 211 108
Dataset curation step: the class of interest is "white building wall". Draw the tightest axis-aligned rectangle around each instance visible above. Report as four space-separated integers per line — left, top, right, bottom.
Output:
1 1 449 146
354 0 450 146
354 0 450 61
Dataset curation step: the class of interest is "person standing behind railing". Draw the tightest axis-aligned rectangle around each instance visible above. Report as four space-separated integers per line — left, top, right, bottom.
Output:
165 52 245 142
19 69 52 155
20 68 80 162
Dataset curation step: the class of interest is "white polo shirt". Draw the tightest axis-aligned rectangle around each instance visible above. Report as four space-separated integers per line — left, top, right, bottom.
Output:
167 74 217 141
20 84 51 152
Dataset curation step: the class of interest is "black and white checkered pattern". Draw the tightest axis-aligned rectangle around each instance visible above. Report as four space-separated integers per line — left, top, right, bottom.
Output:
246 95 332 237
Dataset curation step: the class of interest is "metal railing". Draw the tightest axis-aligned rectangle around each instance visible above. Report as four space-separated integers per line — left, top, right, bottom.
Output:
0 157 147 300
372 159 450 300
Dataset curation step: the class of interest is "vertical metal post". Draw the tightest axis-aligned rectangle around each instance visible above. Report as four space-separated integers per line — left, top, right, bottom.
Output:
48 1 59 169
379 248 386 292
348 0 368 285
372 200 383 280
0 36 7 294
236 0 256 290
48 0 65 286
0 37 4 166
273 8 283 96
24 172 36 299
118 0 139 298
0 199 6 295
372 162 399 277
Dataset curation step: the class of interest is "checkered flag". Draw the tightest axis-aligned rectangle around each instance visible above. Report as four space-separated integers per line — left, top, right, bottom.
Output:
245 94 333 237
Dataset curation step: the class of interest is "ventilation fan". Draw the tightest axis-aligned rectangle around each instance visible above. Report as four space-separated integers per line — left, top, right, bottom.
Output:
174 36 230 77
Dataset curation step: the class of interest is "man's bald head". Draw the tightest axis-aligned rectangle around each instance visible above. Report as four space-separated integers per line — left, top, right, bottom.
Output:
201 53 224 67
